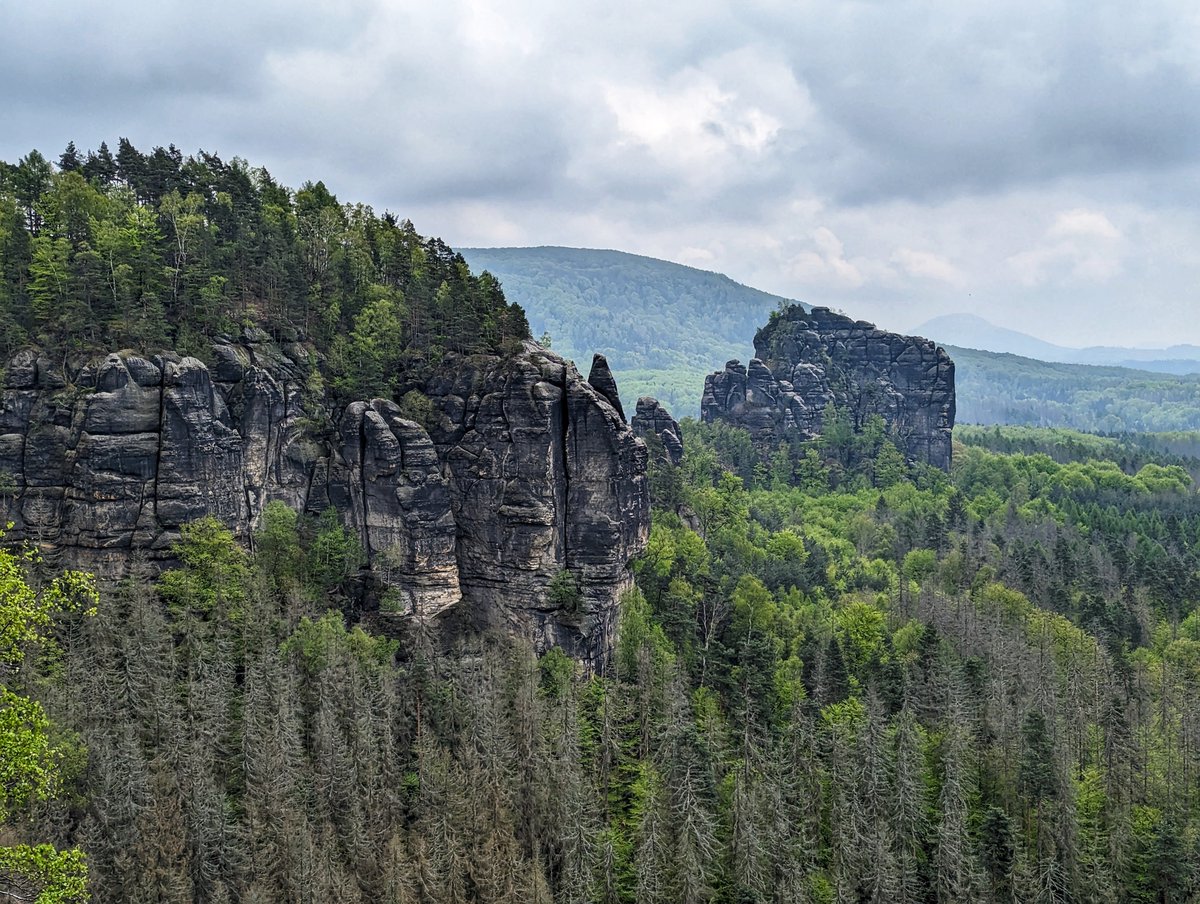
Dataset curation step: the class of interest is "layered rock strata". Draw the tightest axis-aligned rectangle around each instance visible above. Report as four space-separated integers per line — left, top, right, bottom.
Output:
702 305 955 468
0 335 649 666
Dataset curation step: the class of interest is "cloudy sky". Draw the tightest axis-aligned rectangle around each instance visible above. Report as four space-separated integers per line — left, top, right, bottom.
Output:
4 0 1199 345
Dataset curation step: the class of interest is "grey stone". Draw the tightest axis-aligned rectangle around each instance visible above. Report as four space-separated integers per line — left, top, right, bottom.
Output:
0 336 650 669
632 397 684 466
587 354 625 422
702 305 955 469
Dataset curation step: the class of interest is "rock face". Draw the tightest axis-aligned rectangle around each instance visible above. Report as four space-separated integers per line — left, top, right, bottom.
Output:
328 400 461 618
0 336 649 667
587 354 625 421
702 306 955 468
422 343 648 659
632 397 684 466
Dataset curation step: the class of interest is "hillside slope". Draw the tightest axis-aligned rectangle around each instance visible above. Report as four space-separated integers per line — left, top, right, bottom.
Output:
950 345 1200 431
460 246 793 415
465 248 1200 432
917 312 1200 374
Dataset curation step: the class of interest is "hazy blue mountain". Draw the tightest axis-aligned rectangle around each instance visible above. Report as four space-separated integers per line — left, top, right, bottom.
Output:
460 246 794 416
916 313 1200 374
914 313 1072 360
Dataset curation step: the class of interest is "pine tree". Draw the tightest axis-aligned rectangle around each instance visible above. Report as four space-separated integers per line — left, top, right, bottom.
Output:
58 141 82 172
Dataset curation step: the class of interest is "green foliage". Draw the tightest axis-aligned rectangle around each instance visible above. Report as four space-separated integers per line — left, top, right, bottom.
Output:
0 546 97 665
280 609 397 674
0 687 56 818
0 536 94 901
951 344 1200 432
0 141 529 401
254 500 302 588
335 285 406 397
617 587 674 679
256 502 373 607
538 647 575 698
0 845 88 903
304 507 364 592
459 246 792 416
398 389 433 428
873 439 907 488
547 568 584 615
156 516 250 618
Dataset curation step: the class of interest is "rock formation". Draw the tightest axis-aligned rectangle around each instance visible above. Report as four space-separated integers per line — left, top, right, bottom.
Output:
422 342 648 659
631 397 684 466
702 305 955 468
0 335 649 667
586 354 625 421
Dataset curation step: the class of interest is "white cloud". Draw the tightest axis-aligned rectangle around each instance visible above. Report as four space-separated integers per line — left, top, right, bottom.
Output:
787 227 865 288
4 0 1200 345
1049 208 1121 240
891 248 967 287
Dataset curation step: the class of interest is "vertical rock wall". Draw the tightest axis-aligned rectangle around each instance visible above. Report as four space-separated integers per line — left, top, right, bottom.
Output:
0 336 649 667
422 342 648 662
702 306 955 468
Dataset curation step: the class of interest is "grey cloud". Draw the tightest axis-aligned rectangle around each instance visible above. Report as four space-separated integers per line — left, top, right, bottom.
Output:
4 0 1200 345
780 0 1200 202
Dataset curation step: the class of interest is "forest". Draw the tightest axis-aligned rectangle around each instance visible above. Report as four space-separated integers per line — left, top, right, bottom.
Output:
5 416 1200 902
0 141 530 400
4 143 1200 902
950 347 1200 433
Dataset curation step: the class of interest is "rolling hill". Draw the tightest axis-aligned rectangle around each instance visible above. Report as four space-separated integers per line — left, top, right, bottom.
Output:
949 345 1200 432
916 313 1200 374
464 247 1200 431
459 246 793 415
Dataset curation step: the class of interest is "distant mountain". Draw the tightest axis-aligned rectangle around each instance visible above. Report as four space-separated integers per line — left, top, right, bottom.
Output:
913 314 1072 361
460 247 793 416
463 249 1200 432
915 313 1200 375
949 345 1200 432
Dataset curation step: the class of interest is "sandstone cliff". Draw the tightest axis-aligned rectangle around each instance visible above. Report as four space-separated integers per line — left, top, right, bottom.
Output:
0 334 648 666
702 305 955 468
631 397 684 466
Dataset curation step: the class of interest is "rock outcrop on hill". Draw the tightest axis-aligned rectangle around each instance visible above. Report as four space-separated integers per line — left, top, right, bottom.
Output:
632 397 684 466
702 305 955 468
0 335 648 667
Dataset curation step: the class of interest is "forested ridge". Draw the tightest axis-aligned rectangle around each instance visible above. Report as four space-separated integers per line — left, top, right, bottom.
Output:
4 417 1200 901
951 346 1200 433
0 141 530 400
461 246 1200 433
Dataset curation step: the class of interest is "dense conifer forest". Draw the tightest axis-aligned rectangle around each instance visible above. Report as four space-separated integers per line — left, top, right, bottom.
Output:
6 418 1200 902
4 144 1200 902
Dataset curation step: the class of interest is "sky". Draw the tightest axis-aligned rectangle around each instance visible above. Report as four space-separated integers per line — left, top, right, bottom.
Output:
3 0 1200 346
